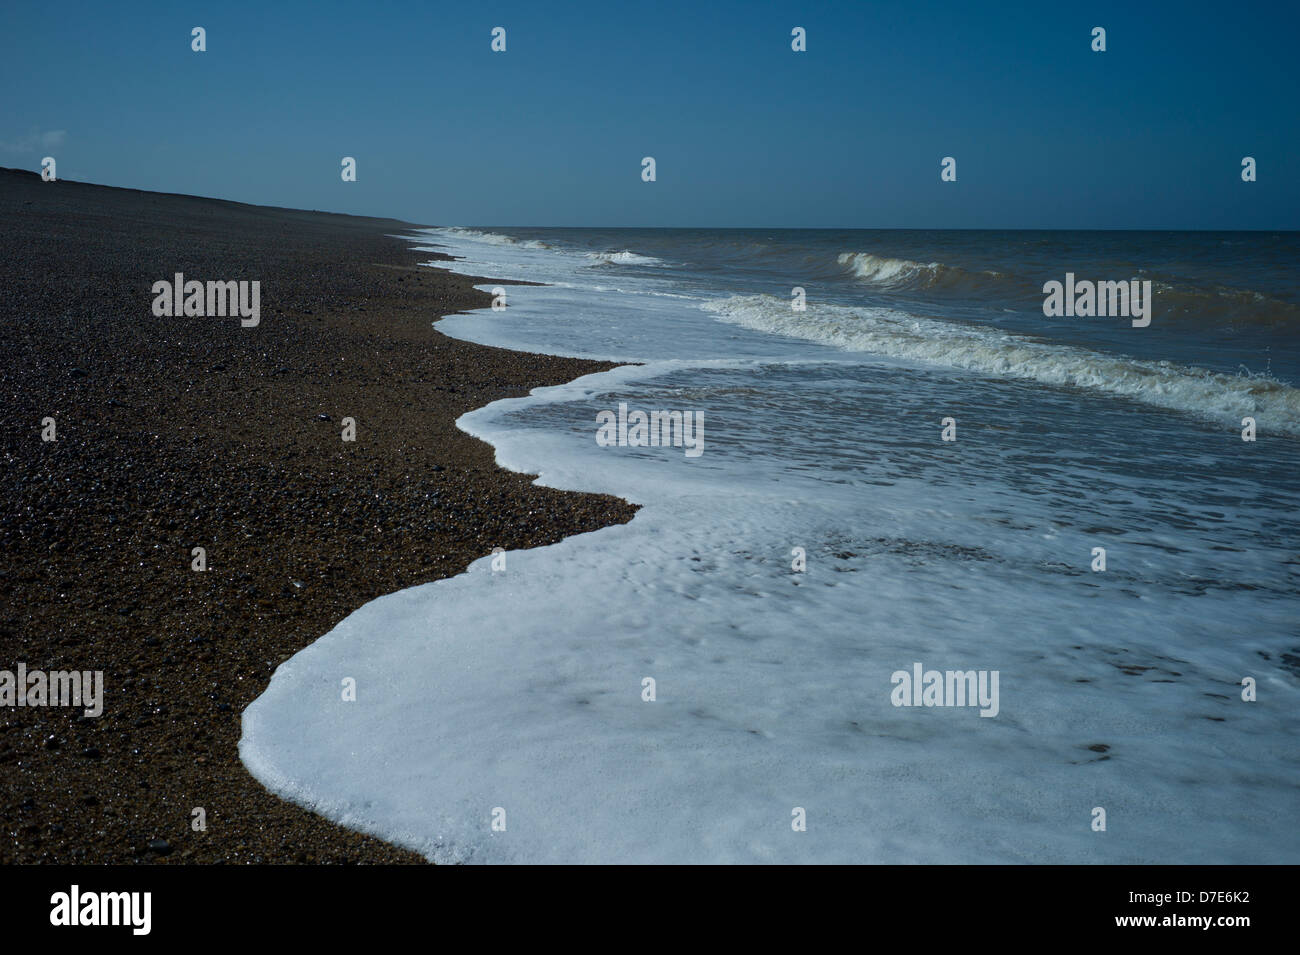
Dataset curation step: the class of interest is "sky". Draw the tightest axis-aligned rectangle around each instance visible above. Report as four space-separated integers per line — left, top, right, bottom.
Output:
1 0 1296 229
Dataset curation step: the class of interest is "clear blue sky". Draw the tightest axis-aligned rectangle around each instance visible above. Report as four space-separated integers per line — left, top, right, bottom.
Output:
2 0 1295 229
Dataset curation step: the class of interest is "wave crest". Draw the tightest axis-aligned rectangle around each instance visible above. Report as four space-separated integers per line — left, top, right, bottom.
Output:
441 228 551 249
586 251 666 267
702 294 1300 435
838 252 940 285
837 252 1008 295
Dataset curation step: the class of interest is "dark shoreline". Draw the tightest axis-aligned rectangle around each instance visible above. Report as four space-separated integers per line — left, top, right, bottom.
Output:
0 168 636 863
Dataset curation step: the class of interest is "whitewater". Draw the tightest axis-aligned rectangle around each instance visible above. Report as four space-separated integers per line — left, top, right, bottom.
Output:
241 227 1300 864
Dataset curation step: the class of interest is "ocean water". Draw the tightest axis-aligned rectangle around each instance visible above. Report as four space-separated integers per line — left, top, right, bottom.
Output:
241 228 1300 863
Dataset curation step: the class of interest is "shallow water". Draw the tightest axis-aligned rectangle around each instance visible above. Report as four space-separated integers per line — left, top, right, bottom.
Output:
241 227 1300 863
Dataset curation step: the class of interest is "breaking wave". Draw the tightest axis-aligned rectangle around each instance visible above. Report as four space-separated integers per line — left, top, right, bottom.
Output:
441 227 552 249
838 252 1009 295
702 293 1300 435
586 251 666 267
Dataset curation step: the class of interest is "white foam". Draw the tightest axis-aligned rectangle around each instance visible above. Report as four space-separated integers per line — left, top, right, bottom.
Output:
586 250 666 266
241 361 1300 863
703 293 1300 435
440 227 552 249
240 229 1300 865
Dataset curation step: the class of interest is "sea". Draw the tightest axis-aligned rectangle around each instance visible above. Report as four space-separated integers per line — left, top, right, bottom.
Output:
241 227 1300 863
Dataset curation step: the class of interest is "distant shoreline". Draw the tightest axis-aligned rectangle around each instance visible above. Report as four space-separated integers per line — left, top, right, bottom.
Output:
0 168 635 863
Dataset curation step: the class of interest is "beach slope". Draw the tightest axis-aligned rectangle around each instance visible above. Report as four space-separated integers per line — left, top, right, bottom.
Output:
0 168 635 863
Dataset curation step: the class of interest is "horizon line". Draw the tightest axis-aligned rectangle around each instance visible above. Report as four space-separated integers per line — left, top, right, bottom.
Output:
5 169 1296 233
